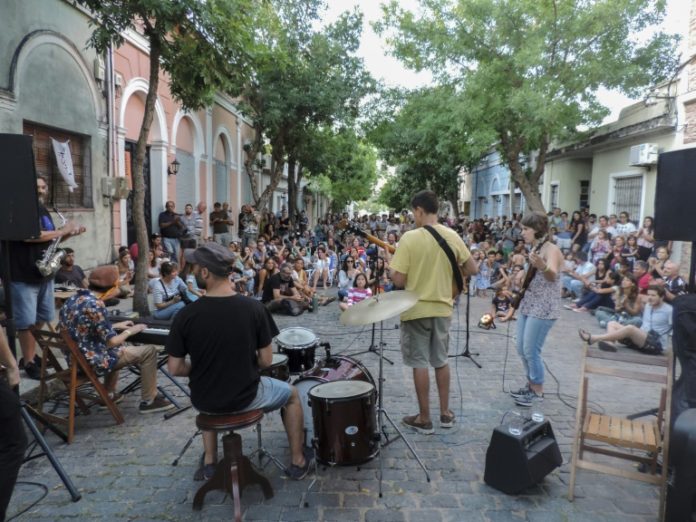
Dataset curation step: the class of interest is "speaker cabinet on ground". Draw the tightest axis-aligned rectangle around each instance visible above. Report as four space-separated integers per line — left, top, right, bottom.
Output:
484 419 562 494
0 134 40 241
655 149 696 242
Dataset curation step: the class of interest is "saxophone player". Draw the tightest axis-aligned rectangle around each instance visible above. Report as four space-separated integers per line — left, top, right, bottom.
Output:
4 176 85 380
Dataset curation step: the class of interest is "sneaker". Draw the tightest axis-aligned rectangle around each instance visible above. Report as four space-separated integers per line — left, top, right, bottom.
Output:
139 396 175 414
193 461 217 481
598 341 617 352
440 412 456 428
19 354 41 370
24 361 41 380
401 415 434 434
285 448 314 480
514 390 544 408
509 385 530 399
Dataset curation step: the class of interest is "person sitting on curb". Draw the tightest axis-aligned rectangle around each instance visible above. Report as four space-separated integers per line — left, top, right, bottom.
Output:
578 285 672 355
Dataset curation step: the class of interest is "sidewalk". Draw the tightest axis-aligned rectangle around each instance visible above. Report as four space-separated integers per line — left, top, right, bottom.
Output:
8 292 662 521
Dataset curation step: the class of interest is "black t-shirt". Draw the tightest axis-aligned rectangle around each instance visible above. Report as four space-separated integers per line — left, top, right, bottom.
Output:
159 211 183 238
261 273 294 304
6 205 55 283
492 295 511 313
55 265 86 287
165 295 279 413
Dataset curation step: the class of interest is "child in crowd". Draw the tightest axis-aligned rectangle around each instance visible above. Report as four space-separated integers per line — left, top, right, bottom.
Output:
339 273 372 311
490 286 514 322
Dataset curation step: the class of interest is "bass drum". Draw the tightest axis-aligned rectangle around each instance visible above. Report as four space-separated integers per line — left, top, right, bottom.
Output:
293 355 375 448
309 380 378 466
302 355 375 387
276 327 319 373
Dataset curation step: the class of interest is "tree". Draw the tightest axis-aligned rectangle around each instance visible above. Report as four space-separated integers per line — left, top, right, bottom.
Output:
369 85 493 211
378 0 679 212
77 0 255 315
231 1 374 212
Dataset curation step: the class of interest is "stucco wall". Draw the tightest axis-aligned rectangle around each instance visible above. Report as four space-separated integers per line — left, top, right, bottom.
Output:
543 158 592 213
0 0 114 268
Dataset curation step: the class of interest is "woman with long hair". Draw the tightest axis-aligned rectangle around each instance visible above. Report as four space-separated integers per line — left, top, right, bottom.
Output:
510 212 563 408
636 216 655 261
256 258 278 297
337 256 359 301
595 274 643 328
569 211 587 248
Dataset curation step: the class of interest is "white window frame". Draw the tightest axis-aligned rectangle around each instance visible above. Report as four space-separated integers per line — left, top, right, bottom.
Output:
607 170 646 223
549 181 560 210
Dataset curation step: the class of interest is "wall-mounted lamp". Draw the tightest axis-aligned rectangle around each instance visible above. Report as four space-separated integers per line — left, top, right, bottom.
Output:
168 158 180 176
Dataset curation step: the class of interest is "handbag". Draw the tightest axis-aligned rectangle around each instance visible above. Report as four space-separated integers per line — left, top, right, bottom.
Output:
423 225 464 297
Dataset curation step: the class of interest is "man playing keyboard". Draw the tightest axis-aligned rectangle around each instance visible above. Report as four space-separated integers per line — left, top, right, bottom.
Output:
59 289 175 413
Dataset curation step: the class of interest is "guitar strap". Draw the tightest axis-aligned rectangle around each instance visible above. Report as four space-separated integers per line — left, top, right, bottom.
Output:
423 225 464 294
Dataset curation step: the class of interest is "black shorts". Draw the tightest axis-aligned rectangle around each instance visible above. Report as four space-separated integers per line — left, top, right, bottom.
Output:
621 329 663 355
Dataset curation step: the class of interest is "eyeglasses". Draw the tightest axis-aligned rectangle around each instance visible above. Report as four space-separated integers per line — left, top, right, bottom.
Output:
346 260 354 263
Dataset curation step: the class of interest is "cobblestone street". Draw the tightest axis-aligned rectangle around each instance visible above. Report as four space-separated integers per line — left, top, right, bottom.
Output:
8 292 663 521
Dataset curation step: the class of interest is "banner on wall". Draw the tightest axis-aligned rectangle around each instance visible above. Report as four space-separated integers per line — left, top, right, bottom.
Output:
50 138 79 192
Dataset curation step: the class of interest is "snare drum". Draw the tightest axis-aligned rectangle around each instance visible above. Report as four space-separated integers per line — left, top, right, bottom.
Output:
309 380 378 466
293 355 375 448
260 353 290 382
276 327 319 373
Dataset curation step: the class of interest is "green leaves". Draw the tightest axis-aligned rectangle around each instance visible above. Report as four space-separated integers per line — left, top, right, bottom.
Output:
377 0 679 212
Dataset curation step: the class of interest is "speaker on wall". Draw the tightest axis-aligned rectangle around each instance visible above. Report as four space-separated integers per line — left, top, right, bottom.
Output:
655 149 696 242
484 419 562 494
0 134 40 241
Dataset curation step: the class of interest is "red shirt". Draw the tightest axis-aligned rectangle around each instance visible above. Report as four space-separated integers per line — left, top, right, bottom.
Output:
637 272 652 294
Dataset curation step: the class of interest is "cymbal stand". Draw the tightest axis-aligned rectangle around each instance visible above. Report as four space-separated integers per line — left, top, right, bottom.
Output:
448 280 482 368
350 248 394 364
374 319 430 497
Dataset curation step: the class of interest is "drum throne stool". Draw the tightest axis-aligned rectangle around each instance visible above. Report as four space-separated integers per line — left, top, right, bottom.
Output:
192 409 274 521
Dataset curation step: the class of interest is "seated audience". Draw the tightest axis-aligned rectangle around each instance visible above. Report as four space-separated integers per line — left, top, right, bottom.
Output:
54 248 88 288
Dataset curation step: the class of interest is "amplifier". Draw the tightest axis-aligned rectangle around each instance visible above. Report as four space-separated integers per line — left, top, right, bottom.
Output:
484 418 562 494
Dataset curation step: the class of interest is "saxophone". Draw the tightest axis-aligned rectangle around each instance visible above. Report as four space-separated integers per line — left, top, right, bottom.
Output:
36 207 68 277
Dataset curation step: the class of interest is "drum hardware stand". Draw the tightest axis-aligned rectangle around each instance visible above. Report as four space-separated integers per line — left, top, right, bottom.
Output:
373 319 430 497
351 322 393 365
448 279 482 368
1 241 81 501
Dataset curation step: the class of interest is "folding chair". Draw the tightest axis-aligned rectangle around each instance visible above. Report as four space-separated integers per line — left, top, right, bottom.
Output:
32 328 124 443
568 344 672 521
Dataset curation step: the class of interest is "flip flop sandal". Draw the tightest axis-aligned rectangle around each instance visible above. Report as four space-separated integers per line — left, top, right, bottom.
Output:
578 329 594 345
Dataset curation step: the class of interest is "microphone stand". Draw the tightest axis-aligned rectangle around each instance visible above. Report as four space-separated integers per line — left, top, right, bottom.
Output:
448 277 482 368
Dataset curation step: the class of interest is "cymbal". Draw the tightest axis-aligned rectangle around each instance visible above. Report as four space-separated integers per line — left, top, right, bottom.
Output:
340 290 418 326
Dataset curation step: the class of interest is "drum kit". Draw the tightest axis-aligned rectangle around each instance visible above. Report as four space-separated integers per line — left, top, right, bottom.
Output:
270 289 430 496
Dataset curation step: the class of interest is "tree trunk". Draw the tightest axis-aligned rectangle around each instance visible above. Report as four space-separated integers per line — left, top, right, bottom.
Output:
511 166 545 213
287 156 297 229
132 34 161 316
243 124 264 207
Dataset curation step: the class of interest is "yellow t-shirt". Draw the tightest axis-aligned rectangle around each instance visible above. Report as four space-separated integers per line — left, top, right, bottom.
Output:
390 224 471 321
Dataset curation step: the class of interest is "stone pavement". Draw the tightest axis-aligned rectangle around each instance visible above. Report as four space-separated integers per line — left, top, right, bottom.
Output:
8 291 664 521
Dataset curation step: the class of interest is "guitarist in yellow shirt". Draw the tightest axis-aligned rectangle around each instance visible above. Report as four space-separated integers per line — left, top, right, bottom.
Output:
390 191 478 434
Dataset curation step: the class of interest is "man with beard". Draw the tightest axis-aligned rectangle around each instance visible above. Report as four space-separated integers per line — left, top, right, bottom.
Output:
166 243 311 480
54 248 88 288
4 176 85 379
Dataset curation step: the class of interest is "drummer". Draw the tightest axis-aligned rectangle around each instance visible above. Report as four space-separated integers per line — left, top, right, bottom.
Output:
166 243 312 480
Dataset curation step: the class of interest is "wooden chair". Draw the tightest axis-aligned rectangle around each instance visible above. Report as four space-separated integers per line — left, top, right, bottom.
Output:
31 328 124 443
568 345 673 521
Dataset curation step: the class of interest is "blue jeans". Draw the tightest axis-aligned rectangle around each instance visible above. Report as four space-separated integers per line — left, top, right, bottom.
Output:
575 291 613 310
153 300 185 320
561 275 585 297
162 237 180 262
516 314 556 386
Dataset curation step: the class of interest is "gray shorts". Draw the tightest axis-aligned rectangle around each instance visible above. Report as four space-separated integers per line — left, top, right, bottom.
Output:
400 316 452 369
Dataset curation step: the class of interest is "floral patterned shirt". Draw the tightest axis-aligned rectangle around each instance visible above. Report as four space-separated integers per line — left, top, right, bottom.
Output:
59 289 120 375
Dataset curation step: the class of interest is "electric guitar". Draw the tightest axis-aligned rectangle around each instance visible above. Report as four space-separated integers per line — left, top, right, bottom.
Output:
511 235 548 310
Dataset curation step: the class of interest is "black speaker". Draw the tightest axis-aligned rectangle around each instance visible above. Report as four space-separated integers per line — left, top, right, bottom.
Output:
484 418 562 494
666 409 696 522
655 149 696 242
0 134 40 240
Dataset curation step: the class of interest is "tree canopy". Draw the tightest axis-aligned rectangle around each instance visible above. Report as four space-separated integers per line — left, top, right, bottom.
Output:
230 0 375 211
376 0 680 212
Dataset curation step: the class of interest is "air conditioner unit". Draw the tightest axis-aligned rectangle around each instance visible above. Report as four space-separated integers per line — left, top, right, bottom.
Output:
629 143 658 166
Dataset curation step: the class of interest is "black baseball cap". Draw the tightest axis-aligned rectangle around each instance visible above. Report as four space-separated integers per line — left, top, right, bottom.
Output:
184 242 235 276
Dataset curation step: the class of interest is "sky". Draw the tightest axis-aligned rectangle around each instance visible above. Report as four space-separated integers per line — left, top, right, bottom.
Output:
324 0 693 123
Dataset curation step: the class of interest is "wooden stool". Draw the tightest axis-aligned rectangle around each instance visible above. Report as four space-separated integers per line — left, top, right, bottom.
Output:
192 409 273 521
